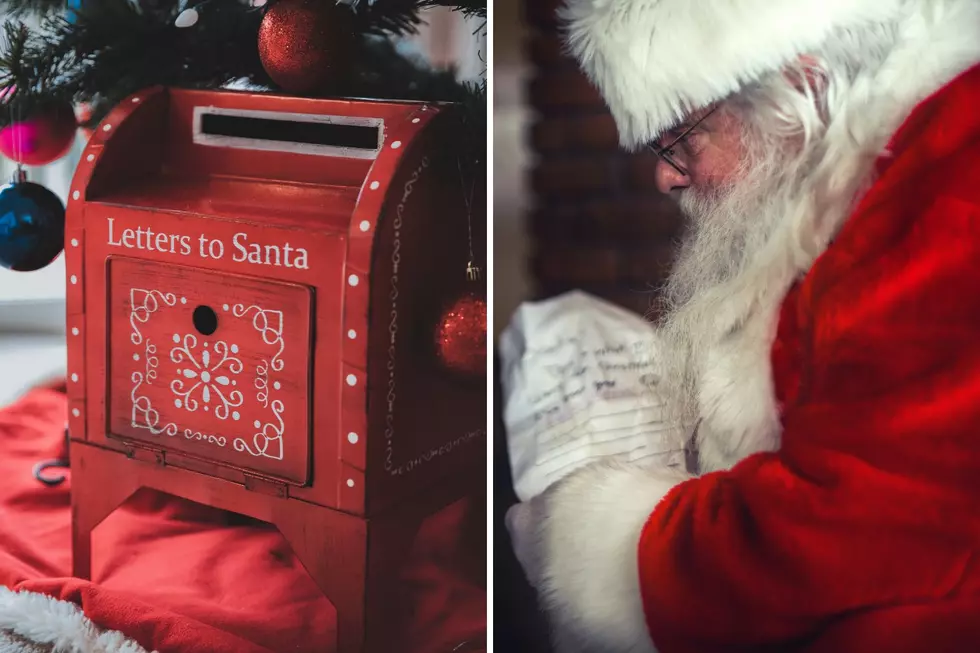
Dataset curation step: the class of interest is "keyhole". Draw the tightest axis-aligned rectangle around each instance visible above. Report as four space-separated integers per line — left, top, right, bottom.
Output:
193 305 218 336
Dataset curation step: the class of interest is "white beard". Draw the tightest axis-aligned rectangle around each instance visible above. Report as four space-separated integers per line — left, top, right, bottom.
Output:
655 107 814 447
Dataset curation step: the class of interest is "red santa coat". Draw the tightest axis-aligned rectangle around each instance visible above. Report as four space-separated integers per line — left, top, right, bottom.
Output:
639 63 980 652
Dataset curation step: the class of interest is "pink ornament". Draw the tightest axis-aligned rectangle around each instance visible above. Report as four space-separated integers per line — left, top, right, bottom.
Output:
0 102 77 166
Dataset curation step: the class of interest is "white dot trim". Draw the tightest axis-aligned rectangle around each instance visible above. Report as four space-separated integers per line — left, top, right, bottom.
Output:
132 97 140 103
71 408 80 417
71 327 79 336
72 190 80 200
348 274 359 287
369 181 380 190
359 220 370 232
346 479 355 488
102 124 112 132
70 275 78 285
412 118 421 124
347 329 356 339
71 373 78 382
347 432 359 444
391 140 402 149
70 238 78 247
346 374 357 386
86 154 94 162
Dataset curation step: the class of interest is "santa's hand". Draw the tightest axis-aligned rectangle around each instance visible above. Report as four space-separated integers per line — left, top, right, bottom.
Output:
505 460 690 653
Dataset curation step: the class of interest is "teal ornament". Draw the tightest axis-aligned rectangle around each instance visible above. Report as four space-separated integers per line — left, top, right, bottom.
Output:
66 0 84 24
0 174 65 272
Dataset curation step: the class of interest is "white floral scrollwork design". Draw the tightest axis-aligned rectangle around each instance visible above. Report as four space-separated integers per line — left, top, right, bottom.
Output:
130 371 177 436
232 304 285 371
233 400 285 460
255 359 270 408
170 334 244 420
144 339 159 383
384 156 428 474
130 289 177 345
125 287 294 459
184 428 227 447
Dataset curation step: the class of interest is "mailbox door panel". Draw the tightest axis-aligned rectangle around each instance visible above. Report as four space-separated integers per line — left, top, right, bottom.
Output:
106 257 313 485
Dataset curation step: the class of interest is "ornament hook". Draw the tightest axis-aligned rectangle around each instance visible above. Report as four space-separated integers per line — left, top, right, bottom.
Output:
457 156 481 283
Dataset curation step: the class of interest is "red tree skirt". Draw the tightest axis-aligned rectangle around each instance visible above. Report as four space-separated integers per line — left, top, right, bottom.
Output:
0 389 486 653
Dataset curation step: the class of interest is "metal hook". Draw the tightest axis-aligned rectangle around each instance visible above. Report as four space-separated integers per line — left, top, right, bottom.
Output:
32 458 69 486
33 425 70 487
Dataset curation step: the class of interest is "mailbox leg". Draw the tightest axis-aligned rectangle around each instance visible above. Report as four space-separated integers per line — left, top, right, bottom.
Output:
69 443 142 581
362 516 420 653
275 506 369 653
70 505 92 580
275 506 426 653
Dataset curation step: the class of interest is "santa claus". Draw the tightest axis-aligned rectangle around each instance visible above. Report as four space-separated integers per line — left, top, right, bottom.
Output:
504 0 980 652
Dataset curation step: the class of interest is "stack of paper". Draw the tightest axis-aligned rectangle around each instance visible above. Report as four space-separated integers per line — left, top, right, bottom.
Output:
499 291 690 502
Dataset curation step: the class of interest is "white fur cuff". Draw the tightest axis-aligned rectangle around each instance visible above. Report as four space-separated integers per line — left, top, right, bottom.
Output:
537 461 690 653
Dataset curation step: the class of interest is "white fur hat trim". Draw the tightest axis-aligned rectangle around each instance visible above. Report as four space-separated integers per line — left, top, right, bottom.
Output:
558 0 904 149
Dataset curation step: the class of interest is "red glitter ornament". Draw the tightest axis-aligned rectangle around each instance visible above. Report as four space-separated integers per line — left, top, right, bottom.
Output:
257 0 357 94
0 101 77 166
435 291 487 377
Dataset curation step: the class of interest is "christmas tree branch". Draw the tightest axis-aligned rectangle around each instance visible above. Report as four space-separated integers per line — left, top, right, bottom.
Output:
41 0 267 91
419 0 485 19
0 21 30 90
353 0 425 36
0 0 486 164
0 0 64 18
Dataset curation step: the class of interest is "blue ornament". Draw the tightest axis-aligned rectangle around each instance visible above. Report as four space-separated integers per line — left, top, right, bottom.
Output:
0 177 65 272
66 0 84 24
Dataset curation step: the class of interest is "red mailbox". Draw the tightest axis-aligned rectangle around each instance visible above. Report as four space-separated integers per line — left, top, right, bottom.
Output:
65 86 486 652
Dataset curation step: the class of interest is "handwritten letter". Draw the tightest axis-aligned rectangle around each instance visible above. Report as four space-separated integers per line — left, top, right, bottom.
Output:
499 291 690 502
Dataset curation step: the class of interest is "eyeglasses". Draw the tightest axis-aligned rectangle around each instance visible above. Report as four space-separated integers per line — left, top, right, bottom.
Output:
648 105 719 177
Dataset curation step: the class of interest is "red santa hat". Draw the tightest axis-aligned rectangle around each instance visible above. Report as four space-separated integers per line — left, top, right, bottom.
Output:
558 0 905 149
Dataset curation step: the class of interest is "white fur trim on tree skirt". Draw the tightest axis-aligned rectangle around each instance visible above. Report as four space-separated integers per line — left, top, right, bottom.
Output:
558 0 905 148
0 587 153 653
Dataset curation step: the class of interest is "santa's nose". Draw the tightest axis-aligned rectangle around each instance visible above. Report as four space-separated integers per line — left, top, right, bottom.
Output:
655 158 690 194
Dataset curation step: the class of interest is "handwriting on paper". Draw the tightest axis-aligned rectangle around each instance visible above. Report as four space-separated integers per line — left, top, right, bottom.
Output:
500 291 690 502
515 333 665 434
